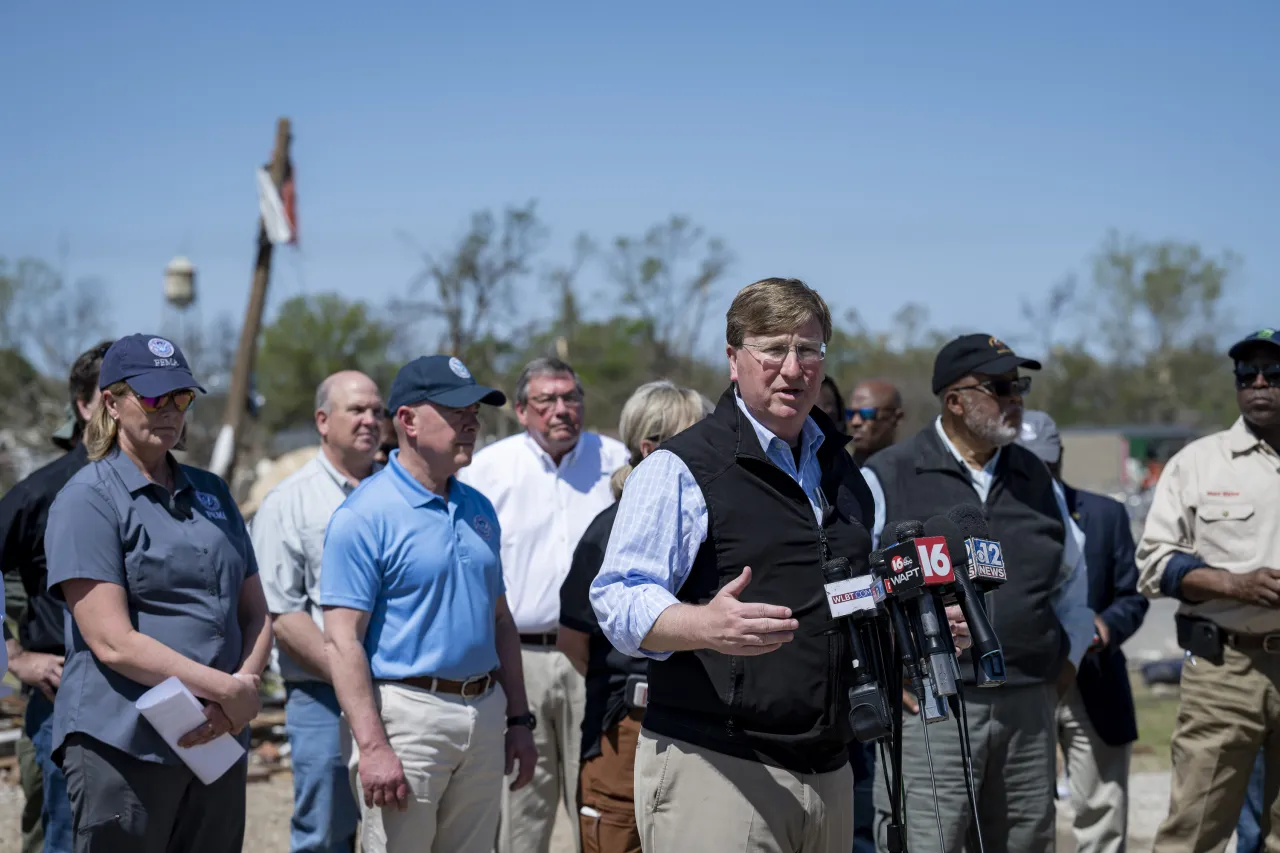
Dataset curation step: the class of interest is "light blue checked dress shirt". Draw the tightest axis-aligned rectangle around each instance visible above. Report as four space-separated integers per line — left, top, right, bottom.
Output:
590 393 827 661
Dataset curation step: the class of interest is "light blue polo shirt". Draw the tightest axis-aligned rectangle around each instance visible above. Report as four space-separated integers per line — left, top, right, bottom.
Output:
319 450 505 681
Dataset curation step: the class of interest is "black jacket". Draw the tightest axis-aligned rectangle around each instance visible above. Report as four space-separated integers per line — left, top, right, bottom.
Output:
0 443 89 655
1065 484 1148 746
644 387 875 773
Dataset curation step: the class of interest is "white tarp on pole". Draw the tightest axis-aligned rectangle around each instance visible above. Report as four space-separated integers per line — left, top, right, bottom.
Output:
256 167 293 245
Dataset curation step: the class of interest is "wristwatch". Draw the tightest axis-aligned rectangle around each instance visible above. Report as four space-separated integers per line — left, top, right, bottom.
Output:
507 712 537 731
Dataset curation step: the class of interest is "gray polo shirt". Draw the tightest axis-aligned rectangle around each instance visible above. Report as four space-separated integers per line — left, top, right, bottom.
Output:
45 449 258 765
252 450 369 682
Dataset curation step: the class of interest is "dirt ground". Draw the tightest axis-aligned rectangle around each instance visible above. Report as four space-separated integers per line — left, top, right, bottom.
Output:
0 767 1242 853
0 771 576 853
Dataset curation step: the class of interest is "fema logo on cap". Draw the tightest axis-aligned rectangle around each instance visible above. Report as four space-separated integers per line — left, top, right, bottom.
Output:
474 515 493 540
148 338 175 358
449 357 471 379
1020 420 1037 440
1261 329 1277 340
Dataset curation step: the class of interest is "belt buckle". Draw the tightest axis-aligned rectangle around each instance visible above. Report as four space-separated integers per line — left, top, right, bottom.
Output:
461 673 492 697
1264 635 1280 655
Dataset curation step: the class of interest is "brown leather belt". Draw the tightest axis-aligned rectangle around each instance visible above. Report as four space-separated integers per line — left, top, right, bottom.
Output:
398 670 499 698
519 632 558 647
1228 632 1280 654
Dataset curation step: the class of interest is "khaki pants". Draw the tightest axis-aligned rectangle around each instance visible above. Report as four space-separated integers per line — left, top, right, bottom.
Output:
1057 683 1130 853
499 645 586 853
1152 645 1280 853
634 729 854 853
578 711 643 853
351 681 507 853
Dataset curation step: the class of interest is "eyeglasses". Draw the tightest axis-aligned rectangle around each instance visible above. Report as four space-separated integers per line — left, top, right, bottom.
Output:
951 376 1032 398
846 406 884 422
1235 363 1280 389
528 392 584 408
132 388 196 413
740 340 827 370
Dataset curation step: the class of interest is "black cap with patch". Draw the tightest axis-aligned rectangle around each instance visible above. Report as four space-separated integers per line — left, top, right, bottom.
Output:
931 333 1042 395
1228 328 1280 361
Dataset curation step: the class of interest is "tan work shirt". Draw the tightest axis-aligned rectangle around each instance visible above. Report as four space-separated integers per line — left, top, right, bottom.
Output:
1137 417 1280 634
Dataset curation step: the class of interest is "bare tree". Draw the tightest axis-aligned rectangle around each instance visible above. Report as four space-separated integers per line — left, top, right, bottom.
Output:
0 257 108 375
395 202 549 363
606 216 732 375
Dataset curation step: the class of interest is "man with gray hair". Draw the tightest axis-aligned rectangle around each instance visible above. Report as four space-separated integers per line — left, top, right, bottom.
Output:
253 370 384 853
459 357 627 853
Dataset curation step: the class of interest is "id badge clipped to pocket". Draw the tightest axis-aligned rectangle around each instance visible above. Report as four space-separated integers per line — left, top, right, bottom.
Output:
625 673 648 709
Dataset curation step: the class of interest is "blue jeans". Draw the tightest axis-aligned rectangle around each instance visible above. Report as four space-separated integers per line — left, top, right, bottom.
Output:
1237 750 1266 853
26 690 73 853
850 741 876 853
286 682 360 853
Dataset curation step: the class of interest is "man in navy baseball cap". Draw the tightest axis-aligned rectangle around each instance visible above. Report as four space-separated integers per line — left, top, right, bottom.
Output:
387 355 506 411
98 334 205 397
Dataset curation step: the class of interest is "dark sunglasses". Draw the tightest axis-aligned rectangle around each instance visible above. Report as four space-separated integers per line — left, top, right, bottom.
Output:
952 376 1032 398
845 407 883 421
133 388 196 413
1234 363 1280 389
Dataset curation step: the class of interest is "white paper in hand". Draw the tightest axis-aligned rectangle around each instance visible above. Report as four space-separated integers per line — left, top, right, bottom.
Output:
135 677 245 784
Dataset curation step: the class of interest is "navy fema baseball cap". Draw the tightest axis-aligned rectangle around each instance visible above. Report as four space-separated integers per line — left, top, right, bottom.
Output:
388 355 506 411
99 334 206 397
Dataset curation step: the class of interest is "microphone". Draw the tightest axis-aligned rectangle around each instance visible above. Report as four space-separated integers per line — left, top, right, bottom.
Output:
933 509 1007 687
947 505 1008 592
823 556 891 742
879 523 949 722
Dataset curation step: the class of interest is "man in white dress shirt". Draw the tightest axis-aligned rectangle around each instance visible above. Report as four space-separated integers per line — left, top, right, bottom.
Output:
459 357 628 853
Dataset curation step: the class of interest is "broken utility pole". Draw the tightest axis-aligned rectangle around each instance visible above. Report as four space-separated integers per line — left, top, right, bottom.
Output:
209 117 292 482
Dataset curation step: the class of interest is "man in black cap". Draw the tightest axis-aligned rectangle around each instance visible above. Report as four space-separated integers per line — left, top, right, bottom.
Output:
1137 327 1280 853
321 355 537 853
863 333 1094 853
1 339 112 853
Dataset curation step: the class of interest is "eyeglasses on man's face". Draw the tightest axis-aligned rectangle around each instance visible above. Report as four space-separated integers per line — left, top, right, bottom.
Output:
846 406 894 422
951 376 1032 399
528 391 584 409
740 340 827 370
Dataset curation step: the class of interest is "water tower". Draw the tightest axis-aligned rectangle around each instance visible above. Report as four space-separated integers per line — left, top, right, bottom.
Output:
162 255 197 343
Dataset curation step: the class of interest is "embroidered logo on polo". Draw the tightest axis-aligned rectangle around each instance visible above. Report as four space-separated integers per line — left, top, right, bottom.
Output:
196 491 228 521
474 515 493 540
449 357 471 379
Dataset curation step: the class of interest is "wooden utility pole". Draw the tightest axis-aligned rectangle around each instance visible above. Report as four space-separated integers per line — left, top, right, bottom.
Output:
209 117 292 481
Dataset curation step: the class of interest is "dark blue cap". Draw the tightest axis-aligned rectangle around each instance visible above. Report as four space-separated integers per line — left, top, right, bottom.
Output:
1228 327 1280 360
388 355 506 411
99 334 206 397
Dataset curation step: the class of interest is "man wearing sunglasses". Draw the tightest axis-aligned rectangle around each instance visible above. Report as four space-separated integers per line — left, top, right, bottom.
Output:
846 380 904 467
863 333 1094 853
1136 327 1280 853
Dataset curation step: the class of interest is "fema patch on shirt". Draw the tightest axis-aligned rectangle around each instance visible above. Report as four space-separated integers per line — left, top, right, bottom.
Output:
196 491 228 521
473 515 493 541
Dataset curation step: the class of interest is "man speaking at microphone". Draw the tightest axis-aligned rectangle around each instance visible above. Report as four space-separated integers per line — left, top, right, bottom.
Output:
862 334 1094 853
592 279 967 853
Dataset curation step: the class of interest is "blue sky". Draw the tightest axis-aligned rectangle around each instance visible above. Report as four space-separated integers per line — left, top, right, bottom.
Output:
2 2 1276 366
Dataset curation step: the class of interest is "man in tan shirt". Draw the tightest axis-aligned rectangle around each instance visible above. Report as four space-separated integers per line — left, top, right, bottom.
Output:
1136 327 1280 853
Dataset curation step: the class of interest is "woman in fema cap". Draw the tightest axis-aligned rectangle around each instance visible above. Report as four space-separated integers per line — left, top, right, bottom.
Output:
43 333 272 853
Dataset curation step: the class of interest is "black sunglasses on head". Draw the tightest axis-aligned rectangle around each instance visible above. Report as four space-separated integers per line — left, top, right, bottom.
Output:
1235 363 1280 389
